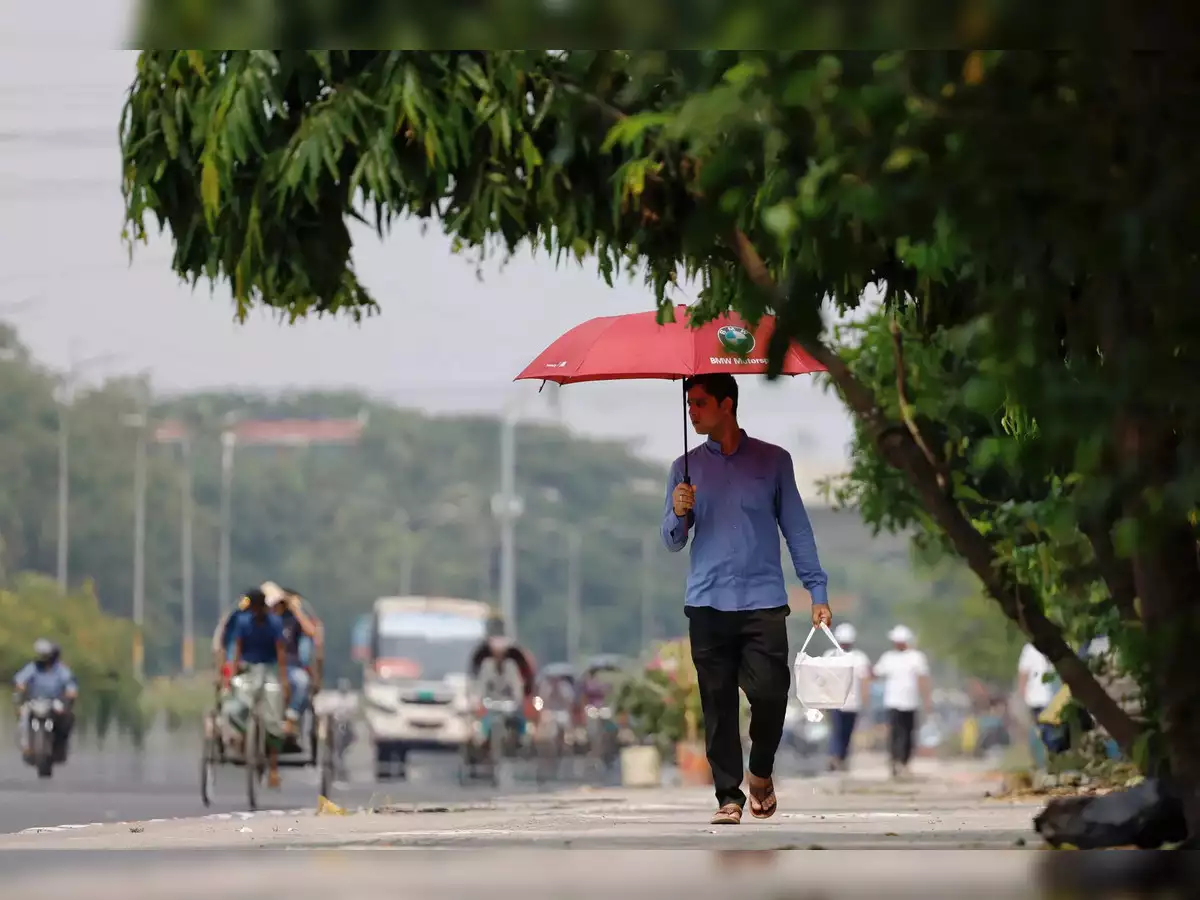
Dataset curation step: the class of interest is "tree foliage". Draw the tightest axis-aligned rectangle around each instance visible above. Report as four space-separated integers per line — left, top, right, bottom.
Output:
120 44 1200 830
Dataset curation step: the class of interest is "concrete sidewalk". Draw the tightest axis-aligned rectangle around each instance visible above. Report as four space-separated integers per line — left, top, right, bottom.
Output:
0 756 1042 852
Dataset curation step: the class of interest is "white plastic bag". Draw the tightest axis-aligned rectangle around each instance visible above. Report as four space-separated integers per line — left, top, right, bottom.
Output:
793 624 855 722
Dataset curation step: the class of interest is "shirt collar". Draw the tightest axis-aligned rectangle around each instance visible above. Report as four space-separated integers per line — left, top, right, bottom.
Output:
704 428 748 457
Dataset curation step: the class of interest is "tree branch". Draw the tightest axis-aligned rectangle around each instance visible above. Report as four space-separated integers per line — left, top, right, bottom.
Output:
726 226 1144 755
889 314 949 490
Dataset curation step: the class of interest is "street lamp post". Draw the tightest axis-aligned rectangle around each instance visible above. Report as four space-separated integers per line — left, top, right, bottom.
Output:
154 421 196 674
565 526 582 665
496 408 520 638
217 427 237 614
120 382 151 682
589 521 658 657
394 508 415 596
180 435 195 674
639 533 654 652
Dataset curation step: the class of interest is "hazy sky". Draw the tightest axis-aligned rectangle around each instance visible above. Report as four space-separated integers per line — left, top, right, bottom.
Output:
0 5 856 496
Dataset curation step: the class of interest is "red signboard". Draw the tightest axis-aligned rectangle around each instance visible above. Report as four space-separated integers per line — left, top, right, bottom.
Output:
232 418 365 446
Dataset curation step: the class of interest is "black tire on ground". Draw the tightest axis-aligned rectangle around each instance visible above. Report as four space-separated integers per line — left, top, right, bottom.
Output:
374 744 407 782
33 730 53 779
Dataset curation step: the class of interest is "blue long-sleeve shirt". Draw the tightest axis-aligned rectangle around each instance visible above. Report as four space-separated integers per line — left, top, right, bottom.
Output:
661 432 829 611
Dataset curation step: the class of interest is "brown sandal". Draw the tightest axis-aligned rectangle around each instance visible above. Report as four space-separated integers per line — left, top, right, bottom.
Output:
710 803 743 825
747 774 777 819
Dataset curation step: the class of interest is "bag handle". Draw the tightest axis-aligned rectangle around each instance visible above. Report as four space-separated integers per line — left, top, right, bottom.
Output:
795 623 845 724
798 623 844 658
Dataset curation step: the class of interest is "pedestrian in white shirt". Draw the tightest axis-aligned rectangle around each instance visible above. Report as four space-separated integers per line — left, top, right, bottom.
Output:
1016 641 1057 769
822 622 872 771
1016 642 1056 720
871 625 932 778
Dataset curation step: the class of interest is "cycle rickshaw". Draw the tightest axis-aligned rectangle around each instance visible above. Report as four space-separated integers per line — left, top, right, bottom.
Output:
200 588 337 810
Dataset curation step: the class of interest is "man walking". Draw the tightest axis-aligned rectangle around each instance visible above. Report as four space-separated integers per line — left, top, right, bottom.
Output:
823 622 872 772
1016 641 1056 768
872 625 931 778
662 374 831 826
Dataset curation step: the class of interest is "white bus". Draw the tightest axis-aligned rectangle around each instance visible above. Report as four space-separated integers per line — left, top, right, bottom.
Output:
359 596 492 781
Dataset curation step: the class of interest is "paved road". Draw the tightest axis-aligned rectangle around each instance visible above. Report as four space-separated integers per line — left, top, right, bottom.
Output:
0 727 536 833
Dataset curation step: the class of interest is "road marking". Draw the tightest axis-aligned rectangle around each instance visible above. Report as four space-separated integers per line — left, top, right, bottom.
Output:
18 807 310 834
375 828 515 838
780 811 926 819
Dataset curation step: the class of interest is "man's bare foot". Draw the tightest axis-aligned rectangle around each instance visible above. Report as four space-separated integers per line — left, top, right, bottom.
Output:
267 770 281 789
711 803 743 825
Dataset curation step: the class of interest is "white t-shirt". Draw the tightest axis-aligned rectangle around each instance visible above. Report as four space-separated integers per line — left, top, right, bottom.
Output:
873 649 930 712
822 648 873 712
1018 643 1056 708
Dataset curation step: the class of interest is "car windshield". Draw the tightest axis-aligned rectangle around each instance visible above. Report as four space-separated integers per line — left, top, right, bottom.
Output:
375 610 484 683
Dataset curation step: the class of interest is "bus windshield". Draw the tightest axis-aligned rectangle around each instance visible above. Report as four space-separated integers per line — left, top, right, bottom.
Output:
374 610 485 682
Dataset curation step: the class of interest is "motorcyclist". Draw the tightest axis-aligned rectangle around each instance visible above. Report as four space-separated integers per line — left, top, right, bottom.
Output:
12 639 77 761
468 617 534 752
473 617 532 702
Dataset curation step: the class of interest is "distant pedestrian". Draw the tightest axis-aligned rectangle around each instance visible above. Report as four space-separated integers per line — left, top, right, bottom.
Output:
1016 642 1056 766
662 374 831 826
871 625 931 778
822 623 872 772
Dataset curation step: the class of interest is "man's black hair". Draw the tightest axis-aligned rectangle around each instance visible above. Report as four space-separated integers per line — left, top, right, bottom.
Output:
244 587 267 607
683 373 739 415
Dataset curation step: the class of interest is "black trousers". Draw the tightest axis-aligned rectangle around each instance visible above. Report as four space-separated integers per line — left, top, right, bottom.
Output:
829 709 858 762
687 605 790 808
888 709 917 765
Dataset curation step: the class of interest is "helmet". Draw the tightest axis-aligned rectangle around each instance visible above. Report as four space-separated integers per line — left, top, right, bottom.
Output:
888 624 915 645
833 623 857 645
33 638 53 661
485 615 506 639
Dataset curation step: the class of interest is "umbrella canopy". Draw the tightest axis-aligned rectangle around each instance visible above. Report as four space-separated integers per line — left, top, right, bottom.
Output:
514 304 823 385
515 305 826 483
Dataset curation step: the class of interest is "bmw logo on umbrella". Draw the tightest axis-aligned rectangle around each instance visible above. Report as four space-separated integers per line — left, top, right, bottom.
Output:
716 324 755 356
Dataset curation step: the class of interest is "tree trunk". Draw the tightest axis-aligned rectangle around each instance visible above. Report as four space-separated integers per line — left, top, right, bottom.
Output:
1133 524 1200 836
727 231 1144 756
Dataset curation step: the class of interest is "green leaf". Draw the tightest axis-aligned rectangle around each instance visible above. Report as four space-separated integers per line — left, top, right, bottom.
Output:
762 203 797 239
882 146 924 173
200 150 220 226
600 112 672 152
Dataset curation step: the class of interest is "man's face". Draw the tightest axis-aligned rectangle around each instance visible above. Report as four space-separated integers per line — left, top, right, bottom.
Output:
687 385 731 436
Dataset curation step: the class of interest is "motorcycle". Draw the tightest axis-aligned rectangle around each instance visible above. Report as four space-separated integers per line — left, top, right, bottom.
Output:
584 704 621 770
22 697 66 779
460 696 526 784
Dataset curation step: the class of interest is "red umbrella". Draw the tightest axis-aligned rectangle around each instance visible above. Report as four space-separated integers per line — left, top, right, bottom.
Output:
515 304 826 482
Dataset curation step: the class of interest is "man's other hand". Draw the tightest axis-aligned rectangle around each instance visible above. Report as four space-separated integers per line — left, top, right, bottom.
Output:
672 483 696 517
811 604 832 629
